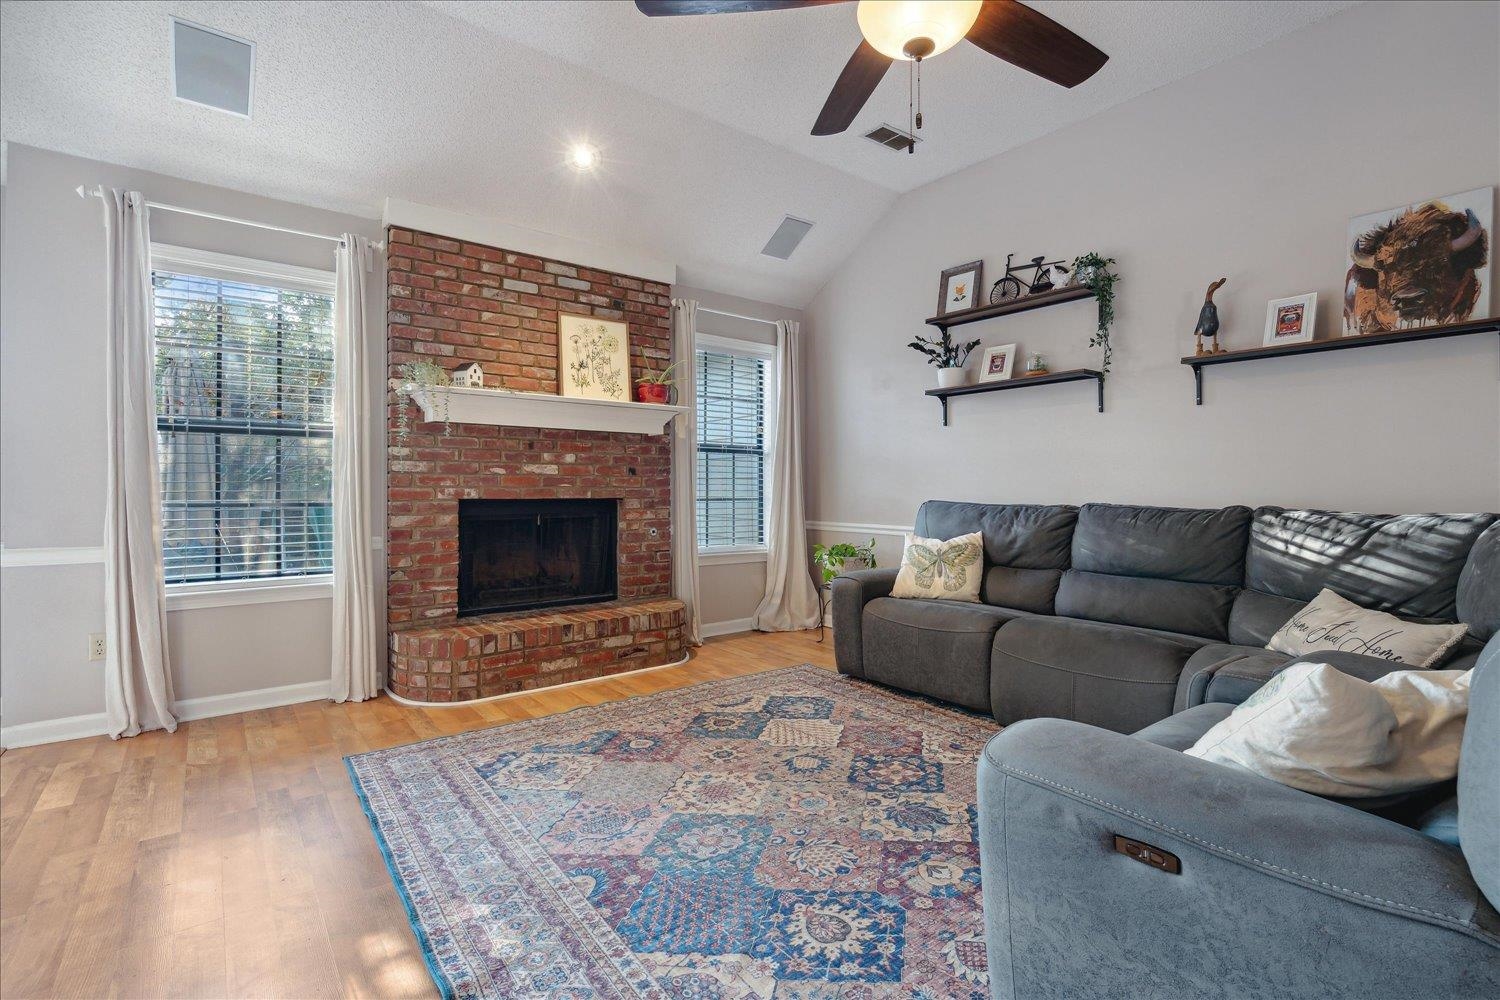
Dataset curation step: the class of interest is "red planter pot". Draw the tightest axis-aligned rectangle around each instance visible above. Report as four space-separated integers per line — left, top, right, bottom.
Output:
636 383 671 405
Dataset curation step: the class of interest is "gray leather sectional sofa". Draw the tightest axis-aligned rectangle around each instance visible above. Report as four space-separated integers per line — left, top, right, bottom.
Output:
834 499 1500 998
831 500 1498 733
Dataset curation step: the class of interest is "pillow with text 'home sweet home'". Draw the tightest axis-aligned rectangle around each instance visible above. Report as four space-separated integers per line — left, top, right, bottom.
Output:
1267 588 1468 668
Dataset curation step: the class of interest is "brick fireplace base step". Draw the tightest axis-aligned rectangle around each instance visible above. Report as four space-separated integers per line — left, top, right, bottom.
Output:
387 598 686 703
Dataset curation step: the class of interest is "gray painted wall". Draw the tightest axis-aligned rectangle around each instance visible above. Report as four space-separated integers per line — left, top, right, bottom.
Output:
804 1 1500 532
0 144 385 730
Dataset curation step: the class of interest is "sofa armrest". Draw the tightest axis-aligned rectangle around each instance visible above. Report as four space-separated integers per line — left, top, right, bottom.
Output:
978 718 1500 1000
829 567 898 679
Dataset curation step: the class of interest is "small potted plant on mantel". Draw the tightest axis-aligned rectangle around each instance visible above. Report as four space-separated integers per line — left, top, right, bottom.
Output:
908 329 981 388
635 361 685 404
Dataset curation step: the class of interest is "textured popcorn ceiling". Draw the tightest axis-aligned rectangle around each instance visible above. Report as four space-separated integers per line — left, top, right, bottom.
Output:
1 0 1356 306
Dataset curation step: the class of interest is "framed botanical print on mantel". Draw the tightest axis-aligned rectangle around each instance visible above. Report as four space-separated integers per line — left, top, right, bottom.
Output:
558 314 630 401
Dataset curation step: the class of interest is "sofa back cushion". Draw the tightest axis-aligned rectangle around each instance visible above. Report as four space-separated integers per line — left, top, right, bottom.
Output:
1054 504 1251 640
1229 509 1497 645
1457 521 1500 642
914 501 1077 613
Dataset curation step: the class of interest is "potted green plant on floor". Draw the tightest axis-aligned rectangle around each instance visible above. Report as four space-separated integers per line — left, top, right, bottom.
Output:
811 538 878 641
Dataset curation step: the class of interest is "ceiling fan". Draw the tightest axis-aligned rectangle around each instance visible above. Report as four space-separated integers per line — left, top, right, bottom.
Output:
634 1 1108 145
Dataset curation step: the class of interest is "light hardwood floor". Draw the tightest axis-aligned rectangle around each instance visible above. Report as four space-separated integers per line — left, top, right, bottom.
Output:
0 630 835 999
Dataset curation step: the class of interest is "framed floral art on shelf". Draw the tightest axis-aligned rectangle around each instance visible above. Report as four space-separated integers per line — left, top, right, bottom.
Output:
559 314 630 401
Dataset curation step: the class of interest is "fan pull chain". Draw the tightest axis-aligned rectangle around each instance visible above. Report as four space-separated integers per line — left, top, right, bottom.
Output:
907 59 915 154
915 57 923 132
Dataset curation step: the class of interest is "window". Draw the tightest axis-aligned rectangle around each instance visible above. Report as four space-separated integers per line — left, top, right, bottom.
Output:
695 337 773 551
151 247 335 586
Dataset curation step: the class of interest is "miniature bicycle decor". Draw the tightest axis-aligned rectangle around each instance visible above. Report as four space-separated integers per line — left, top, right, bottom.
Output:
988 254 1071 305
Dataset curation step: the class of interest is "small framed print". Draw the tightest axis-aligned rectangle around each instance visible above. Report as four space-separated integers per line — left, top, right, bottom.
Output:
1263 293 1317 346
938 260 984 316
979 343 1016 382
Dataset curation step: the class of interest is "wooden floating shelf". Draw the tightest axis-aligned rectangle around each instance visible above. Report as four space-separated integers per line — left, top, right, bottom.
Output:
925 369 1105 426
925 284 1096 331
1180 316 1500 404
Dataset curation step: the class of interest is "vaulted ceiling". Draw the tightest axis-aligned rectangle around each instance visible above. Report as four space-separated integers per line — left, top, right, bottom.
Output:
1 1 1357 306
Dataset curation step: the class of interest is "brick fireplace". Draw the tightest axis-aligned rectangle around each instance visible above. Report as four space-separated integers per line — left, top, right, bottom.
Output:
385 227 685 703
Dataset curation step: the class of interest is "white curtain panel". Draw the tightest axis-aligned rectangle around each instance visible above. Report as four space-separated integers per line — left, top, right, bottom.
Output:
101 189 177 739
331 234 381 702
670 298 703 646
754 319 820 631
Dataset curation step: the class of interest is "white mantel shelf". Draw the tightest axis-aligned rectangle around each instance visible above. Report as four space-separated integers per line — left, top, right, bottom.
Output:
407 385 688 436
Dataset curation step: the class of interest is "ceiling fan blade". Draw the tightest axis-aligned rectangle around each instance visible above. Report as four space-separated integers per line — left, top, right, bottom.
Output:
634 0 848 15
812 40 892 136
965 0 1107 88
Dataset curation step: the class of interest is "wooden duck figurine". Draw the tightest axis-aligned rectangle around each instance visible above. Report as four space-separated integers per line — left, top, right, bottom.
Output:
1195 278 1228 355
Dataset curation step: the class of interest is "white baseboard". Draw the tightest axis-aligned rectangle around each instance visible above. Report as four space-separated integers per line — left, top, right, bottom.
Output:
702 617 756 638
0 711 111 749
173 679 331 723
1 679 332 749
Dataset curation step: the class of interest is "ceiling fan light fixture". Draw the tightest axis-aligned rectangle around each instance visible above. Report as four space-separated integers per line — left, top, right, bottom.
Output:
855 0 981 61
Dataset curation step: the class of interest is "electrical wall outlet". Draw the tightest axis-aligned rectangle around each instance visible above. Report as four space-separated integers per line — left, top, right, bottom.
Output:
88 633 106 661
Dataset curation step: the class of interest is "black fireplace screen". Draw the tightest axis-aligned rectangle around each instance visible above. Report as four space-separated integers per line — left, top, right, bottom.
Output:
457 499 618 617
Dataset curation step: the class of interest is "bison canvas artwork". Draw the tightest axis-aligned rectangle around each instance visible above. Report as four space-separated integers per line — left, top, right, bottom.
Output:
1344 187 1492 334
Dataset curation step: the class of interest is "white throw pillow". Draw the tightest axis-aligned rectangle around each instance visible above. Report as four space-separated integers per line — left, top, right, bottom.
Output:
1185 662 1471 798
891 532 984 602
1266 588 1467 668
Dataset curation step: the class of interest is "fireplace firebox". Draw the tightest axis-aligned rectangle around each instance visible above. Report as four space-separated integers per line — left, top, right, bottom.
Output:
457 499 618 617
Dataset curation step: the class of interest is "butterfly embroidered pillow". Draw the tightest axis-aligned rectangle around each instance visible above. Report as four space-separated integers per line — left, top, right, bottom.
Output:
892 532 984 602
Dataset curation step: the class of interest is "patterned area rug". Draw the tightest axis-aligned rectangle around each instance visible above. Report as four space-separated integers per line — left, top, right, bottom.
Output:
347 664 999 999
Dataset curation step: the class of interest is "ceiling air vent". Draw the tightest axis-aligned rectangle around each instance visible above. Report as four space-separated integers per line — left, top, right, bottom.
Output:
864 124 919 153
760 216 814 261
171 18 255 117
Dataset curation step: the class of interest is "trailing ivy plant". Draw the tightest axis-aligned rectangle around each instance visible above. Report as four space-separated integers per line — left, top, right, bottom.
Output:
812 538 878 586
391 359 453 439
1071 252 1118 375
908 329 981 368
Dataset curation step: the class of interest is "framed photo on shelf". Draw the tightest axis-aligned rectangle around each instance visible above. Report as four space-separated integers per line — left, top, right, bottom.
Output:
979 343 1016 382
1263 293 1317 347
937 260 984 316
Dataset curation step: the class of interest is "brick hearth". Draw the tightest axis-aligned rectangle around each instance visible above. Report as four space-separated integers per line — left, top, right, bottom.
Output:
385 226 682 703
387 598 684 702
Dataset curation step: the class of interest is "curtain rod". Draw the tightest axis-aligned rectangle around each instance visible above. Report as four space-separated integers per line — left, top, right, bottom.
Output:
697 305 781 327
75 185 385 251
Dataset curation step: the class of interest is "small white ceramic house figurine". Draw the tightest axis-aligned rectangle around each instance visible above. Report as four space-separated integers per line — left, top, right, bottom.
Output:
450 362 484 387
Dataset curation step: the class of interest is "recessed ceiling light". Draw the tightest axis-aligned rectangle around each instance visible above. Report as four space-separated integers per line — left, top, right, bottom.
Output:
568 143 600 171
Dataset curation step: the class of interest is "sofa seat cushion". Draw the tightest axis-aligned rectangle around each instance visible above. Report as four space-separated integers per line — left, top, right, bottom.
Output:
1133 702 1234 751
861 597 1029 712
1176 642 1456 711
990 616 1213 733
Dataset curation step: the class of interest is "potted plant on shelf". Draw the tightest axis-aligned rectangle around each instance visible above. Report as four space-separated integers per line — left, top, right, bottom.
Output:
908 329 981 388
635 361 685 404
1071 252 1118 375
811 538 878 641
390 359 453 439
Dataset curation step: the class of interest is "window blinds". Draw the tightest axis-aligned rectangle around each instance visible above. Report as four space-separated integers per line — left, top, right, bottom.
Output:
152 269 334 583
695 348 767 549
